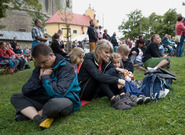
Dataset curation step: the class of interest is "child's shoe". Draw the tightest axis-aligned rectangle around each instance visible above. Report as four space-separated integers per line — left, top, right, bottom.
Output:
120 93 137 107
139 95 151 104
130 95 143 104
111 95 131 110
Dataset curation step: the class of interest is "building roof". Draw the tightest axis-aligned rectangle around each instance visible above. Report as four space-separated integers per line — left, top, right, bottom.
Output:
45 11 91 26
0 31 33 41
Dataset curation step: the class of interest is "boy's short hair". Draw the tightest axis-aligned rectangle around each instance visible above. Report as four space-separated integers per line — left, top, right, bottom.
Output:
117 44 130 56
32 43 53 58
110 53 123 66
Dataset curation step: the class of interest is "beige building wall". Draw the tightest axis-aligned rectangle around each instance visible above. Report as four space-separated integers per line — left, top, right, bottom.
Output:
45 23 88 40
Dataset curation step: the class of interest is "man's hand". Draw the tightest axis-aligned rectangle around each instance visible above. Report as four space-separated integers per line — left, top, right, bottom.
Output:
42 68 53 76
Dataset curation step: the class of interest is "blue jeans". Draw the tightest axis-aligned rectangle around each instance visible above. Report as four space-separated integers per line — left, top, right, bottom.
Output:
31 40 40 52
124 81 143 97
176 36 185 57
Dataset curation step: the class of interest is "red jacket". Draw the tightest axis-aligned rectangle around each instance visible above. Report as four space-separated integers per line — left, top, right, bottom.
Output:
0 48 11 58
175 21 185 36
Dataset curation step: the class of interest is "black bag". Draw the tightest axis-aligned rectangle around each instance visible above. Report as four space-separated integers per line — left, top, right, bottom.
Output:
145 67 177 86
0 59 11 66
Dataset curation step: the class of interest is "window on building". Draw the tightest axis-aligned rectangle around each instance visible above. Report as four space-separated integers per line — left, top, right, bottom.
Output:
0 34 3 37
73 30 78 34
45 0 49 12
18 28 26 32
66 0 70 8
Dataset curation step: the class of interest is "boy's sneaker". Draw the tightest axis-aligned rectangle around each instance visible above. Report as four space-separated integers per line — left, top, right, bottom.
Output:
139 95 151 104
14 113 29 121
130 95 143 104
111 95 131 110
120 93 137 107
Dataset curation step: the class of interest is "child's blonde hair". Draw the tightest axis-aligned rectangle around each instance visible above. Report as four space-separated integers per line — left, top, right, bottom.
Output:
68 47 85 65
110 53 123 66
116 44 130 56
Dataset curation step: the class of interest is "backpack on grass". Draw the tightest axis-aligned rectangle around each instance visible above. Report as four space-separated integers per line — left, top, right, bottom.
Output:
141 74 171 100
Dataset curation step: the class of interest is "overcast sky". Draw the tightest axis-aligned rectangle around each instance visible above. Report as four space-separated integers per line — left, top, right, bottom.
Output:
73 0 184 38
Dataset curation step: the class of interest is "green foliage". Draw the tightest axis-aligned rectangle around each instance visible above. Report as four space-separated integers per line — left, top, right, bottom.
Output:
118 10 143 40
119 9 180 40
0 0 11 18
0 57 185 134
0 0 39 19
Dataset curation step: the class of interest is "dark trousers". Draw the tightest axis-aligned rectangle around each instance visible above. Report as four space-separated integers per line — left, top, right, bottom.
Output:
80 78 124 101
10 93 73 118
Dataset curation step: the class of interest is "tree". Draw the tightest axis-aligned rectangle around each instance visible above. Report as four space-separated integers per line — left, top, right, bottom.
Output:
0 0 39 29
119 9 180 40
58 0 73 53
118 10 144 40
28 4 46 32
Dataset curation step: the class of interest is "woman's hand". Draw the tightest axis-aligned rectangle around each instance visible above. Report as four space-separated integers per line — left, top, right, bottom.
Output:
118 79 125 87
116 68 127 74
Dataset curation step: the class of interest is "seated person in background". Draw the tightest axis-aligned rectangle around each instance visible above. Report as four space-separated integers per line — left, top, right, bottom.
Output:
108 53 151 104
50 33 68 57
7 44 26 70
68 47 85 74
161 34 169 49
142 34 170 69
0 42 16 71
14 44 23 55
10 43 81 129
129 38 146 71
117 44 134 73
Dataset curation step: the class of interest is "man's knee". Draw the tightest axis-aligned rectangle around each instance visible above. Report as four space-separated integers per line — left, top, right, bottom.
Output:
10 93 23 105
42 98 73 118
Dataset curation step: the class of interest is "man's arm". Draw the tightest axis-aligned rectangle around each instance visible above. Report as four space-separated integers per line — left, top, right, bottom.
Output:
41 65 75 97
22 66 42 95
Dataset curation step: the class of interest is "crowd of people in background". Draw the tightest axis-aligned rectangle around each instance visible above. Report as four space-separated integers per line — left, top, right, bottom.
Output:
2 15 184 129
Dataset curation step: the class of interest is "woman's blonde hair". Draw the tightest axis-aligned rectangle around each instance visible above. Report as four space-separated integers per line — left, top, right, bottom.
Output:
68 47 85 65
110 53 123 66
116 44 130 56
94 39 113 62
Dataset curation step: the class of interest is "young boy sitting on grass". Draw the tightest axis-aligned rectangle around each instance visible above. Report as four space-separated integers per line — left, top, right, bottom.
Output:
10 43 81 129
116 44 134 73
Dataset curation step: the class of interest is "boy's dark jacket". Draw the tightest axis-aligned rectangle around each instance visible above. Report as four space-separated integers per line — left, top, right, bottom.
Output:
78 52 118 87
22 54 81 112
122 58 134 73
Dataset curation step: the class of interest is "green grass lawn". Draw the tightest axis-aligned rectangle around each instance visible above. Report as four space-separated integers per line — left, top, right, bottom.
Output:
0 57 185 135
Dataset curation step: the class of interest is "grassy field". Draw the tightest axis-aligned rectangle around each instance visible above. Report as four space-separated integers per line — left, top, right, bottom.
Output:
0 57 185 135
